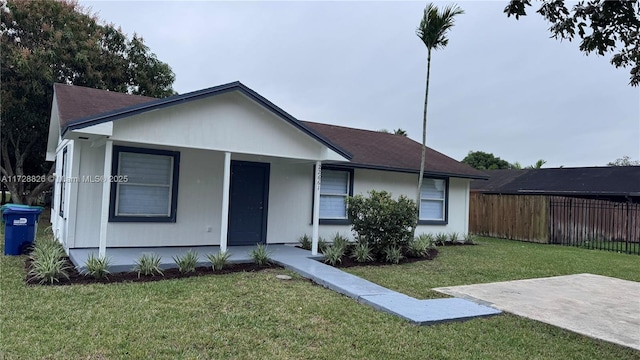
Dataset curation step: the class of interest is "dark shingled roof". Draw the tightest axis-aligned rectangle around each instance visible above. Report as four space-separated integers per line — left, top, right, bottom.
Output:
53 83 486 179
472 167 640 198
470 169 530 192
54 83 157 130
302 121 487 178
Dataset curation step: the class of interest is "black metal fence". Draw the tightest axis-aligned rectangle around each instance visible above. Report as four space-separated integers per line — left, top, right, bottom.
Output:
549 197 640 255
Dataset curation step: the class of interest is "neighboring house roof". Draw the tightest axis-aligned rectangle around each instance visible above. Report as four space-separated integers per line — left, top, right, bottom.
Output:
303 121 487 179
52 82 486 179
472 167 640 198
470 169 530 192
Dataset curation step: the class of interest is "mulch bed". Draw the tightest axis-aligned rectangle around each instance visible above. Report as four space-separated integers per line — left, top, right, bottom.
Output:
25 242 473 286
25 257 280 286
333 248 439 268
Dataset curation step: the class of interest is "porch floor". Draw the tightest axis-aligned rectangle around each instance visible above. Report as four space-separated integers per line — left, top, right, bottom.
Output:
68 245 500 325
68 245 322 274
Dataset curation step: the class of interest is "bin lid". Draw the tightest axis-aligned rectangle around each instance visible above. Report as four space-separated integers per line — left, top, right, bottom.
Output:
1 204 44 215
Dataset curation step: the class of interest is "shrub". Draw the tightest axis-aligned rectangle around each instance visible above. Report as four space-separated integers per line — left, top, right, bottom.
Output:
173 250 199 274
409 234 435 257
133 253 164 277
434 232 448 246
318 237 328 253
28 241 71 284
83 253 111 279
383 245 404 264
449 232 460 243
249 244 272 266
347 190 417 257
351 241 374 263
31 237 65 261
323 245 345 266
298 234 312 250
207 251 231 271
331 233 351 253
463 233 476 245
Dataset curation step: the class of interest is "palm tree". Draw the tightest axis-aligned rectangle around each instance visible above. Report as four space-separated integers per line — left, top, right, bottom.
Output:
394 128 408 136
415 3 464 207
525 159 547 169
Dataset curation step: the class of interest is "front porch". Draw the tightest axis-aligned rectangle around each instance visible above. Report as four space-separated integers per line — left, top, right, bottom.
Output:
69 244 323 274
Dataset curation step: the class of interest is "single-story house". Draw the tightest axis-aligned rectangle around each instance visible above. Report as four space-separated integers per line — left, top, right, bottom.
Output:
46 82 486 259
471 167 640 203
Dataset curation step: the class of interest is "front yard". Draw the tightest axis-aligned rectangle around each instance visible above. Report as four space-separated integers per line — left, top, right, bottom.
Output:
1 232 638 359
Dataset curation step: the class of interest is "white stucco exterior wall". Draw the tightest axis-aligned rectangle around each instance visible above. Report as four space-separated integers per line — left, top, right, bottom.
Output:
311 169 471 241
108 92 343 161
64 147 471 248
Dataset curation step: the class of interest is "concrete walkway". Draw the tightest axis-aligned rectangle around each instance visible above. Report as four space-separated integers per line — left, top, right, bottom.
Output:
434 274 640 350
269 246 501 325
70 245 500 324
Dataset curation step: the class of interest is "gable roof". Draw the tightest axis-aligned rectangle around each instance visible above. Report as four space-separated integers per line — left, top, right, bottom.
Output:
54 82 352 160
52 82 486 179
472 167 640 198
303 121 487 179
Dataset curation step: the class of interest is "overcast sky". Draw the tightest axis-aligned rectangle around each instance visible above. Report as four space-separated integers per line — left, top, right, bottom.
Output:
79 0 639 168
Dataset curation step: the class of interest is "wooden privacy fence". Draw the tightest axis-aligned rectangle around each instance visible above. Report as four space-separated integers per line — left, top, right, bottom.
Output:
469 193 549 243
470 193 640 254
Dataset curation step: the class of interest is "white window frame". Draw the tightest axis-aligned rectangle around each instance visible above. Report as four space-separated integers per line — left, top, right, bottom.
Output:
59 147 67 218
419 178 447 222
319 168 352 221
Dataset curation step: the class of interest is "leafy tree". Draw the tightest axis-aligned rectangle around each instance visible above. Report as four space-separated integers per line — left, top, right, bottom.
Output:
608 156 640 166
0 0 176 205
462 151 511 170
416 3 464 206
504 0 640 86
510 161 523 169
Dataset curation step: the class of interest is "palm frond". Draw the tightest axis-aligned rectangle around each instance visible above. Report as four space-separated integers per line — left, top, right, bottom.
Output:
416 3 464 50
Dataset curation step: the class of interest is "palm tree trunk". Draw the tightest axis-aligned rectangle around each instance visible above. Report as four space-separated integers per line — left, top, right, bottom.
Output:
417 48 432 216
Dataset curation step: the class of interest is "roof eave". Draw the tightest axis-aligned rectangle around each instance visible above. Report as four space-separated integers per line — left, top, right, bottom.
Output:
482 190 640 197
321 162 489 180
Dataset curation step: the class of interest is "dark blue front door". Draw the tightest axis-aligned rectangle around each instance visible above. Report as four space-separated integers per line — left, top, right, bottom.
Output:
228 161 270 246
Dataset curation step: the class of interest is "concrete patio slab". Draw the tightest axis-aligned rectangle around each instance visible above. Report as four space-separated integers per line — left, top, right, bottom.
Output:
434 274 640 351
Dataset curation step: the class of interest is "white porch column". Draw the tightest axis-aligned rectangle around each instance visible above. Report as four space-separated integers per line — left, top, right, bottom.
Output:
311 161 321 255
219 152 231 252
98 140 113 258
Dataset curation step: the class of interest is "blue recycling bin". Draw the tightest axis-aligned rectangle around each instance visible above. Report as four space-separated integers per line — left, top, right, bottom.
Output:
2 205 44 255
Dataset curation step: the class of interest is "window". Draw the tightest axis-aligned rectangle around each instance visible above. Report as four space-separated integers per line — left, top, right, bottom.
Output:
59 147 67 217
319 168 353 223
419 178 448 223
109 146 180 222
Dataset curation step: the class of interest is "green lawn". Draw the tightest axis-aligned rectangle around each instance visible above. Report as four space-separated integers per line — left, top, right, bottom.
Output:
1 233 639 359
346 237 640 299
